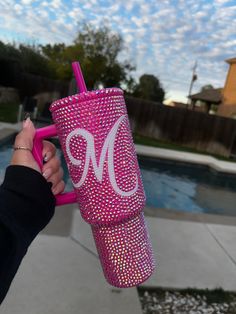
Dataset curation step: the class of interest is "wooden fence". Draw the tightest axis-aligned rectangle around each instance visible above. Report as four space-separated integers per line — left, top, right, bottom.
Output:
125 96 236 157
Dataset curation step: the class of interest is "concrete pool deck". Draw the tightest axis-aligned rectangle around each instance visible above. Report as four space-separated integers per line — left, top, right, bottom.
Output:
1 123 236 313
136 144 236 174
1 205 236 314
0 122 21 144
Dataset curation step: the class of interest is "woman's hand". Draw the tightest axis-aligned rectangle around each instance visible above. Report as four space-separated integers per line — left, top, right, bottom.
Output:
11 117 65 195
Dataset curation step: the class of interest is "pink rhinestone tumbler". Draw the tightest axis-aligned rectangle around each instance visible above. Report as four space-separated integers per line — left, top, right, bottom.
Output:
49 88 155 287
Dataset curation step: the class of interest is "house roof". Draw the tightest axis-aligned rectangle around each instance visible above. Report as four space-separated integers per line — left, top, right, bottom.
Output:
189 88 222 104
226 58 236 64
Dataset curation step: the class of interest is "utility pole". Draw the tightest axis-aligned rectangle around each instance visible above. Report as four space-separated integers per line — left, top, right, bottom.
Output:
187 61 198 109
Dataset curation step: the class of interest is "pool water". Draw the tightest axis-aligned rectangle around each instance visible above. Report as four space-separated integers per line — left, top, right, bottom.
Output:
0 142 73 190
139 156 236 216
0 143 13 184
1 142 236 217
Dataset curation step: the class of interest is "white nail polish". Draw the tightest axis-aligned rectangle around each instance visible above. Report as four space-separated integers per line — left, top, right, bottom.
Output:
43 170 50 179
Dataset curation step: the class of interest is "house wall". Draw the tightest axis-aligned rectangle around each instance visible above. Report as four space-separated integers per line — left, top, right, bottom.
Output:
218 58 236 117
223 59 236 106
217 104 236 118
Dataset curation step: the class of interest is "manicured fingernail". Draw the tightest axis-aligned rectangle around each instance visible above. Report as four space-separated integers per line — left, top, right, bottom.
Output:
43 152 52 163
24 112 31 120
43 154 49 162
43 169 51 179
23 117 31 128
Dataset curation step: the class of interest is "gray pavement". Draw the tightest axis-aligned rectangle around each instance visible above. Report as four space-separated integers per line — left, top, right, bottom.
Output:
145 216 236 291
1 235 142 314
0 122 21 132
0 122 21 145
2 204 236 313
1 124 236 313
1 206 142 314
68 207 236 291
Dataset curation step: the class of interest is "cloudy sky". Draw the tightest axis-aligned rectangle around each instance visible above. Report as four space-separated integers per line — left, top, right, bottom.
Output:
1 0 236 102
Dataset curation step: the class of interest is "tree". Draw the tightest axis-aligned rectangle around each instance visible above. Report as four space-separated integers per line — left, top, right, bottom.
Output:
74 24 132 89
133 74 165 103
0 41 56 87
200 84 214 92
41 24 135 89
197 84 217 113
0 41 56 78
41 43 83 80
18 44 55 78
0 41 21 62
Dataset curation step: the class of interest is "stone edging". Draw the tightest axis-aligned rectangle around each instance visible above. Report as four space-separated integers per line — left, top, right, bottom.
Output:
135 144 236 174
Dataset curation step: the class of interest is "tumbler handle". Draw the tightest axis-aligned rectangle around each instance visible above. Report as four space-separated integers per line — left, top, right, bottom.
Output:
32 125 77 206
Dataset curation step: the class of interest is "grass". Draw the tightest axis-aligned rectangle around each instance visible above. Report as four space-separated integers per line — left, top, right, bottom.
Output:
0 106 234 164
0 102 19 123
133 133 235 162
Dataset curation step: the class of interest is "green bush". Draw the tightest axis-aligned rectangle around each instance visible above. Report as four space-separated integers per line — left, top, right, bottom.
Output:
0 103 19 123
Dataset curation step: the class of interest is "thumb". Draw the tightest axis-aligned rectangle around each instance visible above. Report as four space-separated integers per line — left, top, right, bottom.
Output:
14 117 36 150
11 117 40 173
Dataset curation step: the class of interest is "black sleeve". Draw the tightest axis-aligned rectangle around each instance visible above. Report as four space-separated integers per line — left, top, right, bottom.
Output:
0 165 55 304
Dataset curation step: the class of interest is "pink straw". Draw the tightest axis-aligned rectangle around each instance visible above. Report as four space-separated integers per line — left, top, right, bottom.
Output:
72 61 87 93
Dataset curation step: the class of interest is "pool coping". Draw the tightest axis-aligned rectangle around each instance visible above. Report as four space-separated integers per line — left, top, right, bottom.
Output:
2 123 236 176
1 123 236 298
0 123 21 146
135 144 236 174
135 144 236 225
0 129 17 146
144 206 236 226
1 125 236 225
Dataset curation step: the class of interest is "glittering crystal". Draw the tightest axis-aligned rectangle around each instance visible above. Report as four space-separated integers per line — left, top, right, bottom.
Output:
50 87 155 288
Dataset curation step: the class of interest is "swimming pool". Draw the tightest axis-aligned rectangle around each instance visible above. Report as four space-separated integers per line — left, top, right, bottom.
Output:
1 142 236 217
0 142 13 185
139 156 236 216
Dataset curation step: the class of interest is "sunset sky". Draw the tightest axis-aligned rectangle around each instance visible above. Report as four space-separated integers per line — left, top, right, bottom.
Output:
1 0 236 102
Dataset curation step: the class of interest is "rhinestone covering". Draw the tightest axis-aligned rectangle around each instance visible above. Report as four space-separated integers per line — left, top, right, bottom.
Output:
92 212 155 287
50 88 155 287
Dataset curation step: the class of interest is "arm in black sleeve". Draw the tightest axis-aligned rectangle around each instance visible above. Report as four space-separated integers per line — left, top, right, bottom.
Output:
0 165 55 304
